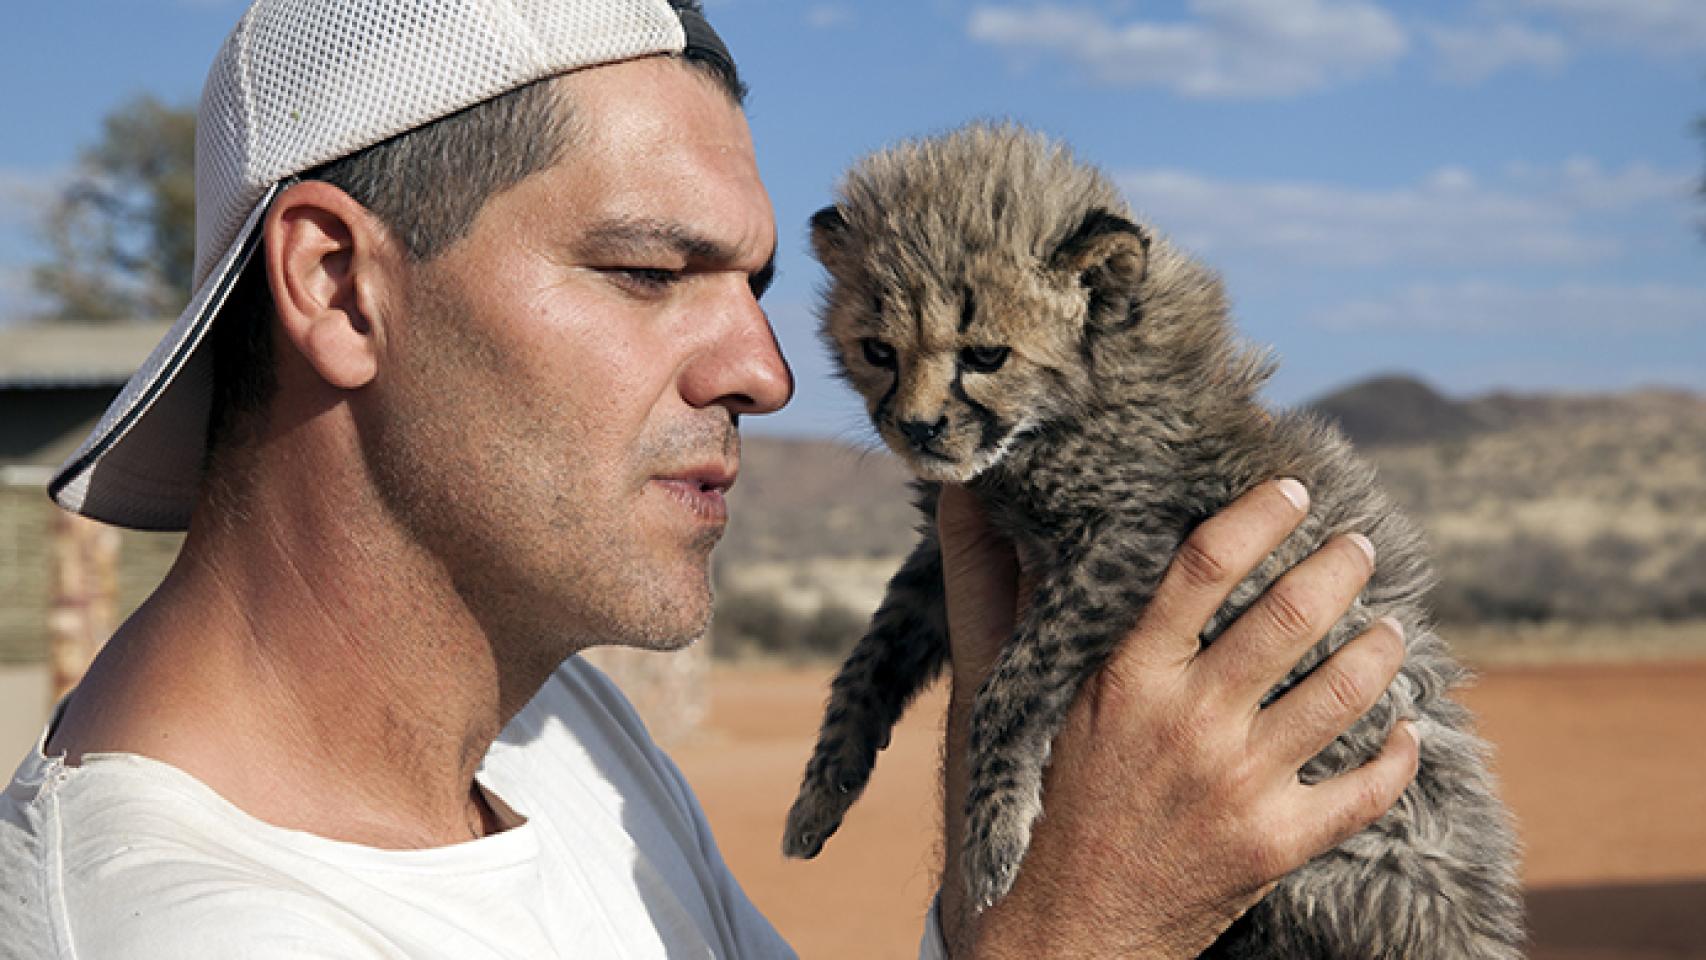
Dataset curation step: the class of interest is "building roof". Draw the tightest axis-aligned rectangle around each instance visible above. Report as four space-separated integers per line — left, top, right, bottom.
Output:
0 321 173 388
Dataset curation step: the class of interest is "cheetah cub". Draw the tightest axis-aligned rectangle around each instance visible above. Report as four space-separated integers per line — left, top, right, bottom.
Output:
783 124 1522 957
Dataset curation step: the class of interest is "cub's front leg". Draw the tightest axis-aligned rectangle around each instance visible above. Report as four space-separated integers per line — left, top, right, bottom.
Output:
960 522 1172 909
783 535 951 858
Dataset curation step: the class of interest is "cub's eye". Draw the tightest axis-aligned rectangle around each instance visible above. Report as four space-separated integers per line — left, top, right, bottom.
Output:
959 345 1010 374
861 338 897 369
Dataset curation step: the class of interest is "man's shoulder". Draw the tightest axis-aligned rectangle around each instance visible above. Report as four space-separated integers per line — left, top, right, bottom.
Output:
1 751 384 959
13 881 382 960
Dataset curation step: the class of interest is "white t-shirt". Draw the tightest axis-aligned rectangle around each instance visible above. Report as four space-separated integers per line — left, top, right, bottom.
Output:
0 657 948 959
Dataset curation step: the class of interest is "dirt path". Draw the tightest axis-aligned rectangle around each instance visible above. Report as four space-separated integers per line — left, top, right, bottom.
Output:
673 660 1706 959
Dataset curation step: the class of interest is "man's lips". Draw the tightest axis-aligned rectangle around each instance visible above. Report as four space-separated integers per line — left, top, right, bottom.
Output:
653 465 736 523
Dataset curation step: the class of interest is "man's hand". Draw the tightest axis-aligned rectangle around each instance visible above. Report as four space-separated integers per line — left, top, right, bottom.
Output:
936 479 1420 958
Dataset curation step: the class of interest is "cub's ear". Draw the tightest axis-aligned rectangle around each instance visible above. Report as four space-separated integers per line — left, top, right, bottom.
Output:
808 205 850 264
1050 209 1150 331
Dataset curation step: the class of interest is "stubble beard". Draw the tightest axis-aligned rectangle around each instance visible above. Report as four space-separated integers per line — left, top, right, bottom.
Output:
618 419 739 651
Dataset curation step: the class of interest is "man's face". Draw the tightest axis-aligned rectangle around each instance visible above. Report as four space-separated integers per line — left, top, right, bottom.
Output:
362 57 790 661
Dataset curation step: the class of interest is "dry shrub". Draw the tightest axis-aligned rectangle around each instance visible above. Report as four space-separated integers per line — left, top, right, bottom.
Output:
1430 533 1706 624
710 588 867 662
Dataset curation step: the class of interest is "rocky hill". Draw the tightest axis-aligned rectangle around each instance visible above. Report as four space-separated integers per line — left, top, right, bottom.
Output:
1304 373 1703 452
1304 374 1485 447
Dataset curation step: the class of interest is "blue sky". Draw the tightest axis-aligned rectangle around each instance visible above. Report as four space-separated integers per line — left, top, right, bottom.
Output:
1 0 1701 438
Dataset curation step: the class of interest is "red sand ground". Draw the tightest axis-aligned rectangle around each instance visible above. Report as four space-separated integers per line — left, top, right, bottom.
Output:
672 661 1706 959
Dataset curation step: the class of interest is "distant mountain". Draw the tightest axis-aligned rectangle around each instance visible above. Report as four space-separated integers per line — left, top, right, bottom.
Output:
1302 374 1483 448
1302 374 1706 449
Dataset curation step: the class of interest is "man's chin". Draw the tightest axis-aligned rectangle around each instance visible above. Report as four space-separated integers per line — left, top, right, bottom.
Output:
591 617 709 655
615 567 715 652
647 626 708 654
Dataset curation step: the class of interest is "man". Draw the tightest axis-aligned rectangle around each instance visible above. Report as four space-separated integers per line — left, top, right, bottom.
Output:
1 1 1418 956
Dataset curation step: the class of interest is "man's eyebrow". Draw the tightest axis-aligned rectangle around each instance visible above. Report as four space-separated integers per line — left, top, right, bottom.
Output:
579 217 777 298
579 217 719 259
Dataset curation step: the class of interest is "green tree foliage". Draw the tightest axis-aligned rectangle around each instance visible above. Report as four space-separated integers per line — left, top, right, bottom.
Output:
33 96 195 324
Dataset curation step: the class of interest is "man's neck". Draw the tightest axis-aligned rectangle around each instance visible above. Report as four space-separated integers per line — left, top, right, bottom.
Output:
45 462 558 849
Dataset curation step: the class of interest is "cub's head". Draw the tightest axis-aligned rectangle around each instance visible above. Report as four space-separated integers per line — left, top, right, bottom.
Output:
811 124 1151 482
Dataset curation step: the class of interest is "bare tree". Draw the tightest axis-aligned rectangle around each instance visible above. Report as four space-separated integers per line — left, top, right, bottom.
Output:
32 96 194 324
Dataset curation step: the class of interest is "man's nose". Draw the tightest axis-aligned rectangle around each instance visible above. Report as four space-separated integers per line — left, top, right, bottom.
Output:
682 286 794 417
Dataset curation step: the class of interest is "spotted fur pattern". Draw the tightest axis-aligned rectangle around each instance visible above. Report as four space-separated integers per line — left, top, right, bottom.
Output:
782 124 1524 957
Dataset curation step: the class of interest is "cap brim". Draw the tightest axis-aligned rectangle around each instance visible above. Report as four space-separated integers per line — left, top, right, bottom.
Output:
49 184 279 532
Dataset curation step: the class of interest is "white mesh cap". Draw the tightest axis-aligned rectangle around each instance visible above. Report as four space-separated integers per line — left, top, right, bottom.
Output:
51 0 690 531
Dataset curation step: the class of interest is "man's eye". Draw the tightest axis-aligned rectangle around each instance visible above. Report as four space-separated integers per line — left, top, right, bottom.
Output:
611 267 683 290
860 338 897 369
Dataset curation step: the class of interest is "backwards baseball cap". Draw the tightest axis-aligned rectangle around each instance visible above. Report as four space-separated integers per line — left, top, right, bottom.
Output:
50 0 735 531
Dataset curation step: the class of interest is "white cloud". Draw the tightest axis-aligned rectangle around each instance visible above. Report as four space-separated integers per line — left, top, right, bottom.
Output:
1514 0 1706 55
1115 160 1694 268
1427 21 1568 83
1311 282 1706 333
1424 165 1477 193
1528 156 1696 212
967 0 1408 99
806 5 852 28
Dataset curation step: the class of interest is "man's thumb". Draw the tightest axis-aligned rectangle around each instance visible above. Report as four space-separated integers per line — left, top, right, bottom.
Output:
937 485 1022 683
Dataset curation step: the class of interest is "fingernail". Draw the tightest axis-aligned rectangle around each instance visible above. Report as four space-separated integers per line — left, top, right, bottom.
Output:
1400 720 1421 749
1378 615 1405 642
1347 532 1376 568
1276 477 1308 511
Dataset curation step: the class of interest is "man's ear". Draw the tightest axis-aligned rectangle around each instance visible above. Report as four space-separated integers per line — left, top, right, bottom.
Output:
263 181 399 391
808 204 850 265
1050 209 1149 332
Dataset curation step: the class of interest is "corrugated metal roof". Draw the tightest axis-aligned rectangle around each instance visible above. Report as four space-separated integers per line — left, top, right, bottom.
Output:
0 322 173 387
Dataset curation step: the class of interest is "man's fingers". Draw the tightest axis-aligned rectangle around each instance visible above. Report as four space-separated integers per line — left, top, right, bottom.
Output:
1280 721 1420 863
1196 532 1376 707
1130 479 1312 669
1251 618 1406 767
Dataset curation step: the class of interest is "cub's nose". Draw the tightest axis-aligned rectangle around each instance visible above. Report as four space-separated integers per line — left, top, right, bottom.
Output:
898 417 948 449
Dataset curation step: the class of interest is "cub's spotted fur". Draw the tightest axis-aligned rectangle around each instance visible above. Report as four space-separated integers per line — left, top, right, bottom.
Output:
783 124 1522 958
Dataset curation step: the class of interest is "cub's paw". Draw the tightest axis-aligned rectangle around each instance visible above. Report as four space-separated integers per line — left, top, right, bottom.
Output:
782 769 864 859
962 800 1036 911
782 790 841 859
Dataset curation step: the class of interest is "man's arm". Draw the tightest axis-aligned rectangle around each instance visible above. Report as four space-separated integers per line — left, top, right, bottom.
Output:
935 479 1419 957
